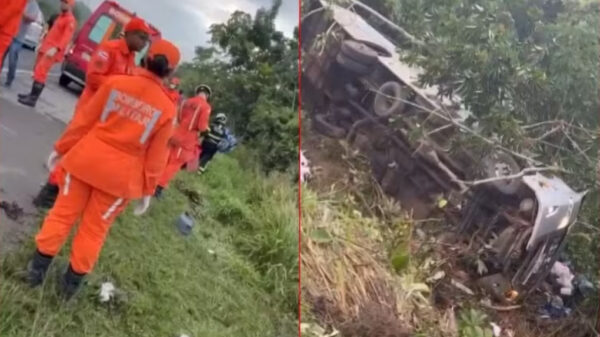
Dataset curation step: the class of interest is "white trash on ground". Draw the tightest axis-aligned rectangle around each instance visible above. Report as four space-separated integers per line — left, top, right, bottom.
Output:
490 322 502 337
99 282 116 303
300 151 312 183
551 261 575 296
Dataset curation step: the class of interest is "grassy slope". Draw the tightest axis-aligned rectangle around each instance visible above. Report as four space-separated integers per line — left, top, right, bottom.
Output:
0 150 298 337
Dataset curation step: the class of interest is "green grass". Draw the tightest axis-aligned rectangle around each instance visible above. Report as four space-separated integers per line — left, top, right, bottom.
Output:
0 149 298 337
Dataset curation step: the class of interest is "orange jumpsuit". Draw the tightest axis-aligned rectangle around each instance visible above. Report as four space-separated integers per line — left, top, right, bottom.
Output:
48 38 137 186
0 0 27 60
33 10 76 83
35 68 176 274
75 38 136 113
158 96 211 188
167 89 180 105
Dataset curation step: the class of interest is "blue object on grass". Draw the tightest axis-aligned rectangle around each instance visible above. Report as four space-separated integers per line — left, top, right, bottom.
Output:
176 212 194 236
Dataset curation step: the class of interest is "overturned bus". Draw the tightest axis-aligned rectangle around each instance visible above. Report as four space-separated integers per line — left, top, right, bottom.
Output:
301 0 588 298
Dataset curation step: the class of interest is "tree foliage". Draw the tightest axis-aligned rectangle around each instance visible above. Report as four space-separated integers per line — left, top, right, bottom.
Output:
177 0 298 172
357 0 598 275
37 0 92 29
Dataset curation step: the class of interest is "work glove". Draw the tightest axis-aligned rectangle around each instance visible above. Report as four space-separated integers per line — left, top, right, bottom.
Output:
45 47 58 58
133 196 151 216
46 151 60 171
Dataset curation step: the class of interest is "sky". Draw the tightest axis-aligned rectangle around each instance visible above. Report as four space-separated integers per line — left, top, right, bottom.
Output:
82 0 298 61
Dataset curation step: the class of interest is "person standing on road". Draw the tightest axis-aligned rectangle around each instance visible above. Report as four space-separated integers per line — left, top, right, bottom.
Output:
33 17 151 209
154 84 212 198
1 0 41 88
0 0 28 68
25 39 181 299
18 0 76 107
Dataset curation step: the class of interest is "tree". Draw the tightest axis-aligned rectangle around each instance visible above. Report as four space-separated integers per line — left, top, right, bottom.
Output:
176 0 298 172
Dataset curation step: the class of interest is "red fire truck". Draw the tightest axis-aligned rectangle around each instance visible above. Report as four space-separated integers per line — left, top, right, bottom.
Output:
59 0 161 88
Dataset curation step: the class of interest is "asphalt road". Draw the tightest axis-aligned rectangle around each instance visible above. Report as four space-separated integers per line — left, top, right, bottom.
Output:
0 48 80 251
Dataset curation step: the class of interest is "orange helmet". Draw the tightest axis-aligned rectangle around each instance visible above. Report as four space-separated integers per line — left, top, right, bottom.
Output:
148 39 181 70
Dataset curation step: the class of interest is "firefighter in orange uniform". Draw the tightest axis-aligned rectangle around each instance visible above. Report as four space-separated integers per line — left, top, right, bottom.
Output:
18 0 76 107
166 77 181 104
33 17 152 209
0 0 28 63
74 17 151 113
154 84 212 198
25 39 181 299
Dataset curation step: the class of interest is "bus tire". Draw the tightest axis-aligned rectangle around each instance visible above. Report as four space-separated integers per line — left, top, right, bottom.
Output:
340 40 378 65
336 53 371 75
481 151 522 195
373 81 408 117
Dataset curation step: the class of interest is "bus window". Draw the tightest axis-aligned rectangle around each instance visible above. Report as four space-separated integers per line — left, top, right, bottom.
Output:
88 15 113 43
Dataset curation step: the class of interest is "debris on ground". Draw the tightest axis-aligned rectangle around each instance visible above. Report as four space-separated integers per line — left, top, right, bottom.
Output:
99 282 116 303
539 295 572 319
477 273 513 304
176 212 194 236
301 322 339 337
0 201 24 220
451 279 475 296
551 261 575 296
426 271 446 283
490 322 502 337
301 151 312 183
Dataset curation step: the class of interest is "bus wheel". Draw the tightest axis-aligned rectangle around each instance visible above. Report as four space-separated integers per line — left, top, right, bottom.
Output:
335 53 371 75
373 81 409 117
340 40 378 65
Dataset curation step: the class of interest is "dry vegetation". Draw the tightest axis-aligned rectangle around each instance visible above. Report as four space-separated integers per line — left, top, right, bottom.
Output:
301 124 598 337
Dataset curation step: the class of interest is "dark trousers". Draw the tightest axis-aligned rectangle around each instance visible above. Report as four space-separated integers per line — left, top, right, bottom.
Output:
1 39 23 86
199 142 219 170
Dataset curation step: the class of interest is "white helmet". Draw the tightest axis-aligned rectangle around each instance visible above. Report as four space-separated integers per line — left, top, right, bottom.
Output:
215 113 227 123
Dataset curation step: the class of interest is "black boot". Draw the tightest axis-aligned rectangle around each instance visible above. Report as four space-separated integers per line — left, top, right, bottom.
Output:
18 81 44 107
26 250 53 287
17 81 40 99
59 265 85 300
33 182 59 209
154 185 164 199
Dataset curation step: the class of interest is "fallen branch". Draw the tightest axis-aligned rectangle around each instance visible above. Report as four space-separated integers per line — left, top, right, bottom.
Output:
575 221 600 233
368 87 545 166
419 147 469 191
349 0 426 47
451 279 475 295
563 131 593 165
522 120 564 130
426 123 454 136
460 166 564 187
480 301 522 312
301 6 326 21
531 125 562 141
